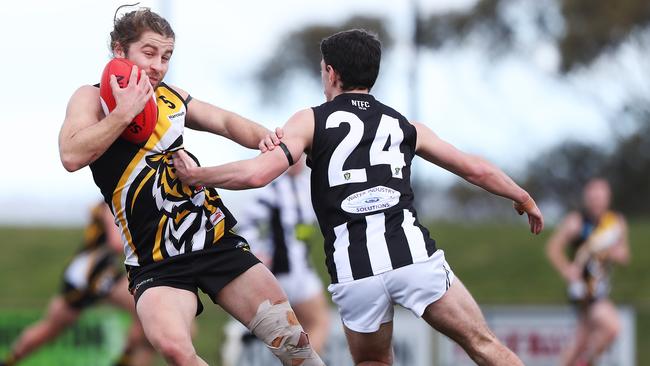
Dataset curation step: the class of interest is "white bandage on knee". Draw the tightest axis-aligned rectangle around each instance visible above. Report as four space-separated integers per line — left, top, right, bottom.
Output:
248 300 324 366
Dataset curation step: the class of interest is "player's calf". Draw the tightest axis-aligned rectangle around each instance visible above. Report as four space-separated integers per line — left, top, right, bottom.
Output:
248 300 325 366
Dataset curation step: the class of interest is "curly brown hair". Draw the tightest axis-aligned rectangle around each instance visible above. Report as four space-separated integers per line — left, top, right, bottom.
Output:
110 4 175 56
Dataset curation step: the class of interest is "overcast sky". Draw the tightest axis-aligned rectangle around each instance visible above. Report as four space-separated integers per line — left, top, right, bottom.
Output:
0 0 621 225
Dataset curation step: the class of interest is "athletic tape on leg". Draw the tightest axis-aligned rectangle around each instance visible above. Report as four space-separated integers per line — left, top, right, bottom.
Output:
248 300 324 366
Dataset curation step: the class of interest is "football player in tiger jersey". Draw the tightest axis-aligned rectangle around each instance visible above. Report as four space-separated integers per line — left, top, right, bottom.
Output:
58 5 323 366
0 202 153 366
173 29 544 365
546 178 629 366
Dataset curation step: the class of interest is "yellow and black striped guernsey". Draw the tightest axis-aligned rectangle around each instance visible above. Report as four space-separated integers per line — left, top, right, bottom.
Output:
90 83 237 267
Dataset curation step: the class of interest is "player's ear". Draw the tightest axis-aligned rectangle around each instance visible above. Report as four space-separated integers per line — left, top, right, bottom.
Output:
326 65 337 87
113 42 126 58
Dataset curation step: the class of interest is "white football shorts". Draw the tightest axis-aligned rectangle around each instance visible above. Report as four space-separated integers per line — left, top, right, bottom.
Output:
328 249 454 333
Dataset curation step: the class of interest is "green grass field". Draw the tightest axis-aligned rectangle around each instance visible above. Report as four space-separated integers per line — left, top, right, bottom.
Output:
0 220 647 365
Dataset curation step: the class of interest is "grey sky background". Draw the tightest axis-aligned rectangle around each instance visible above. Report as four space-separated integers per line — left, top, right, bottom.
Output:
0 0 623 225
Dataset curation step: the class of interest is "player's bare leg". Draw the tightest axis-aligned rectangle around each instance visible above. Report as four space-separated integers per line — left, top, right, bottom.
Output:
583 300 620 363
136 287 207 366
342 322 393 366
561 312 589 366
216 263 323 365
422 279 524 366
292 293 331 353
6 296 79 363
107 276 155 366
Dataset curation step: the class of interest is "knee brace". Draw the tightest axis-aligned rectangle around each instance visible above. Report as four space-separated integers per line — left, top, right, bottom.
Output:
248 300 324 366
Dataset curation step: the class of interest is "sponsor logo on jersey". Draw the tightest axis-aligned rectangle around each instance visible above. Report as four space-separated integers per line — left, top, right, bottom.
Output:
210 207 225 226
168 110 186 121
133 277 154 294
351 99 370 110
341 186 400 214
235 241 251 252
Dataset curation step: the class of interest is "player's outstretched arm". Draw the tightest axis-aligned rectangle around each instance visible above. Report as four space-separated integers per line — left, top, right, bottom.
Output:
59 67 153 171
174 109 313 190
413 122 544 234
180 90 282 152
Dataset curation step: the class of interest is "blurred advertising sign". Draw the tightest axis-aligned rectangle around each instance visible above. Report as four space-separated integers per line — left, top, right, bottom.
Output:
436 306 636 366
223 308 433 366
0 308 129 366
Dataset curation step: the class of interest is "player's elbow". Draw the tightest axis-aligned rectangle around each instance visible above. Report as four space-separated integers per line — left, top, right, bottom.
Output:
246 170 274 189
613 247 630 265
237 164 273 189
545 244 557 262
60 153 85 172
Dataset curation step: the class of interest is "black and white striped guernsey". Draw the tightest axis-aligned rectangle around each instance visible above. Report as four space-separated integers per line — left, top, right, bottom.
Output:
309 93 437 284
236 172 316 275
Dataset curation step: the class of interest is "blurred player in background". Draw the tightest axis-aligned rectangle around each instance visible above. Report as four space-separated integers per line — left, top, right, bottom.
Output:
58 6 323 365
223 158 330 365
546 178 630 366
0 202 153 366
173 29 544 366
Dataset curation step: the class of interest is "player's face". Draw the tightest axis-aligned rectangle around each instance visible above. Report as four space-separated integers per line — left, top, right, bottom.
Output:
115 30 174 88
583 180 611 218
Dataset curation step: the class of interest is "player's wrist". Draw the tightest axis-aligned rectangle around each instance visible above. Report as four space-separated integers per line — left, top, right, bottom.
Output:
513 196 535 214
109 107 136 127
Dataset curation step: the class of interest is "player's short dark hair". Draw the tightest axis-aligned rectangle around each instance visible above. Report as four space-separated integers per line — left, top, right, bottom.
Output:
110 5 175 56
320 29 381 91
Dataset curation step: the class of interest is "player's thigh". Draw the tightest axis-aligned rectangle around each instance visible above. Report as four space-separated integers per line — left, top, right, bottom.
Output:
421 278 493 346
215 263 288 326
589 300 621 333
343 321 394 365
136 286 197 345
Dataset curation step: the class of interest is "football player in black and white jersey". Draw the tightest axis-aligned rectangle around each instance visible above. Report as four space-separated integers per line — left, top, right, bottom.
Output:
173 29 543 365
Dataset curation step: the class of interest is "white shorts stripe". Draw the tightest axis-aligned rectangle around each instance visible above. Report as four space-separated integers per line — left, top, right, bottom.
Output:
402 209 428 262
365 213 392 274
333 222 353 281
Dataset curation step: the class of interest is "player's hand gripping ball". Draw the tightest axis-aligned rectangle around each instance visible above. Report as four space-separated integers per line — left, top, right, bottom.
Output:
99 58 157 144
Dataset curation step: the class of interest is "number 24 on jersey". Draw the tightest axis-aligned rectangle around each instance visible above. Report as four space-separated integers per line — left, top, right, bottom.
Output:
326 111 406 187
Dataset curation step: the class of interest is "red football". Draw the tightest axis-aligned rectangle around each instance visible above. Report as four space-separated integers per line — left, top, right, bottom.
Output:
99 58 157 144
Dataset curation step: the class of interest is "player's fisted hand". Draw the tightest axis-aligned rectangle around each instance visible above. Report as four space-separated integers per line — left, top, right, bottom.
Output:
259 127 285 152
171 149 200 186
513 197 544 234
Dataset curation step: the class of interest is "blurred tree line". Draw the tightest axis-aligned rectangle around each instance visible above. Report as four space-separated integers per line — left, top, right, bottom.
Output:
417 0 650 216
255 0 650 217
